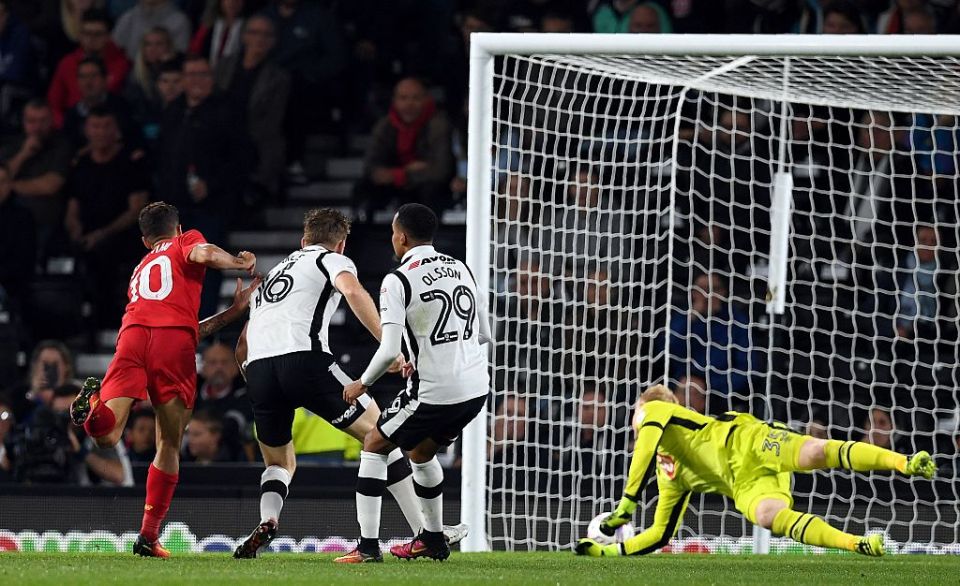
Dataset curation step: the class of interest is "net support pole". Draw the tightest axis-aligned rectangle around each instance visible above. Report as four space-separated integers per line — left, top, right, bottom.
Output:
461 36 494 553
755 56 795 556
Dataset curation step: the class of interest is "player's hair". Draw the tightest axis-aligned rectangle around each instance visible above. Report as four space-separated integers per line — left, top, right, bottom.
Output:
395 203 438 243
303 208 351 247
158 56 185 75
138 202 180 242
80 8 111 27
639 384 679 406
86 104 117 122
77 55 107 77
24 97 50 113
183 53 210 69
191 409 223 436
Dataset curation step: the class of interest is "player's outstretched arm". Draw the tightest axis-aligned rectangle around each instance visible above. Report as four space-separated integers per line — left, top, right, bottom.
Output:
335 272 382 341
343 323 404 405
578 488 691 557
198 277 261 339
188 243 257 274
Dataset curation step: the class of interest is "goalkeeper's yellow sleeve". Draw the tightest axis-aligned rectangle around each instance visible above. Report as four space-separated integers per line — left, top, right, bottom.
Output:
606 401 676 528
604 486 691 556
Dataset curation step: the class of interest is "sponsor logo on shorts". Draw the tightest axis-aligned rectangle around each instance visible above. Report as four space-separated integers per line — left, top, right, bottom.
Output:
331 405 357 426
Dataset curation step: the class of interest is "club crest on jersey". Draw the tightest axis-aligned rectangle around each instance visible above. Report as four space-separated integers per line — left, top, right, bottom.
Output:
657 453 677 480
408 260 421 270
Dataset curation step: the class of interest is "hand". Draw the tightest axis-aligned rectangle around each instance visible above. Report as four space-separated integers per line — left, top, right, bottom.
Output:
343 380 368 405
371 168 395 185
230 276 262 311
189 178 208 202
605 497 637 530
401 361 415 379
574 538 608 557
405 160 428 173
80 229 107 251
19 135 42 158
237 251 256 275
386 354 407 374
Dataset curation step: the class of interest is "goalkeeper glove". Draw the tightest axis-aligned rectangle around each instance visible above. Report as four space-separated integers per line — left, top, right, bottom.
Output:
602 497 637 532
575 538 620 557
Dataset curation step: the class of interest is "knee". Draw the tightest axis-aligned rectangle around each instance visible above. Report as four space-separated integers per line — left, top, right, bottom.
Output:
799 438 828 469
753 499 787 530
362 428 390 454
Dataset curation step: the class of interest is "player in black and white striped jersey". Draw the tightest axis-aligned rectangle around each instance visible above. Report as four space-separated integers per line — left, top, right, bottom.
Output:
338 204 491 563
233 208 467 559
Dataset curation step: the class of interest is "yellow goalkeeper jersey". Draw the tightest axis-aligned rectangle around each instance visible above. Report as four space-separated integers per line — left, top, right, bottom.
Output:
616 400 800 555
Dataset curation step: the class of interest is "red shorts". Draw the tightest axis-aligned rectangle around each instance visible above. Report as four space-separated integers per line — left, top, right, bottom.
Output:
100 325 198 409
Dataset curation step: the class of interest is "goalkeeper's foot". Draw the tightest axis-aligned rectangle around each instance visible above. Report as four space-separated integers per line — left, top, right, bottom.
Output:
70 377 101 426
904 451 936 480
854 533 886 557
233 519 278 559
574 538 617 557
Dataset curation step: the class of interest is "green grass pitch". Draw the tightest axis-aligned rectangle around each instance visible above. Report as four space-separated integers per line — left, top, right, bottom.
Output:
2 553 959 585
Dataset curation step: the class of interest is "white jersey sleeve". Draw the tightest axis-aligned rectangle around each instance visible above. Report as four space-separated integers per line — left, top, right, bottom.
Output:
322 253 357 292
379 272 407 327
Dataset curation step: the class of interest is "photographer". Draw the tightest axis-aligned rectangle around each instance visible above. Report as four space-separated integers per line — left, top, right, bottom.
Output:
4 384 132 485
6 340 76 423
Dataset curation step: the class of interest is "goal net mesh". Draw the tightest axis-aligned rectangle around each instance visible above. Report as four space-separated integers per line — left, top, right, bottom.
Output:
485 52 960 552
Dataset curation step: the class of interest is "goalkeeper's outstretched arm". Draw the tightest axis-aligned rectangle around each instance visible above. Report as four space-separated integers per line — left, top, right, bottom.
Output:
617 488 691 556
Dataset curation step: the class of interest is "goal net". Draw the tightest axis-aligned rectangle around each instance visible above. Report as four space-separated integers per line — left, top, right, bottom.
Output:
466 35 960 553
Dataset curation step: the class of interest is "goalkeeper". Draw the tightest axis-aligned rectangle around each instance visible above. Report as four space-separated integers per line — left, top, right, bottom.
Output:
576 385 937 557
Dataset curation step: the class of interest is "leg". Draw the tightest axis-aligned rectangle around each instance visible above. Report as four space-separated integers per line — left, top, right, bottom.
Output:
139 398 190 546
87 396 135 448
234 441 293 559
797 437 913 475
754 496 883 556
408 438 444 535
346 403 425 536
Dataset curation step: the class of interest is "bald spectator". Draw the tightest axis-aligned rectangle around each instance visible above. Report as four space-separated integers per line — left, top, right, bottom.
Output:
215 15 290 199
47 9 131 128
195 341 252 458
113 0 192 58
358 77 452 214
0 100 72 256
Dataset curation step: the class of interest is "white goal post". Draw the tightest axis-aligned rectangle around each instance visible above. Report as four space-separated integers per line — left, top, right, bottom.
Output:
463 33 960 553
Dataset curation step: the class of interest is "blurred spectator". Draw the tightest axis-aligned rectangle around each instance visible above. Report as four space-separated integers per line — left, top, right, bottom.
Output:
805 415 829 439
48 9 130 128
125 26 177 130
63 56 138 146
489 395 529 461
877 0 928 33
124 408 156 463
902 7 937 34
0 163 36 312
441 8 492 126
627 3 672 33
4 383 132 484
134 55 181 146
0 0 35 91
183 408 233 463
113 0 191 58
5 339 75 422
190 0 243 69
214 14 288 199
821 0 866 34
261 0 346 181
888 225 959 341
0 99 73 257
592 0 639 32
664 272 754 404
64 105 148 326
540 11 575 33
358 77 452 214
675 374 707 414
195 341 251 459
106 0 136 21
859 407 895 450
156 54 250 317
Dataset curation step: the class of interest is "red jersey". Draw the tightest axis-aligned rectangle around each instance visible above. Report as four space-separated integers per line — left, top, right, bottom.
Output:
120 230 207 339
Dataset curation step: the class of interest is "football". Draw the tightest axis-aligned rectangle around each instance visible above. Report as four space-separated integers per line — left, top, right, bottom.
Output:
587 513 636 545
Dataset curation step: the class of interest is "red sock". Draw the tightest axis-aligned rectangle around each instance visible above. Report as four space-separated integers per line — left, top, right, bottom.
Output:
140 464 179 542
83 398 116 438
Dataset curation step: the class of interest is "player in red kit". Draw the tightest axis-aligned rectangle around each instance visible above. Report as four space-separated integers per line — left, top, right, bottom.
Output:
70 202 258 558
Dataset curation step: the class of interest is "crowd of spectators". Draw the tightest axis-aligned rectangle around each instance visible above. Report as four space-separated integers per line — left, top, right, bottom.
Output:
0 0 959 487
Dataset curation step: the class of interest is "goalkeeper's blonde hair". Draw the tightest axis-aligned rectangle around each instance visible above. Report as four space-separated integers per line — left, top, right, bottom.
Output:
639 384 679 406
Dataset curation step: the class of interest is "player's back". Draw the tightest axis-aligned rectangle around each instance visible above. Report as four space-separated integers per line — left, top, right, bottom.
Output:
385 245 488 405
246 244 356 362
121 229 207 338
643 401 761 497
